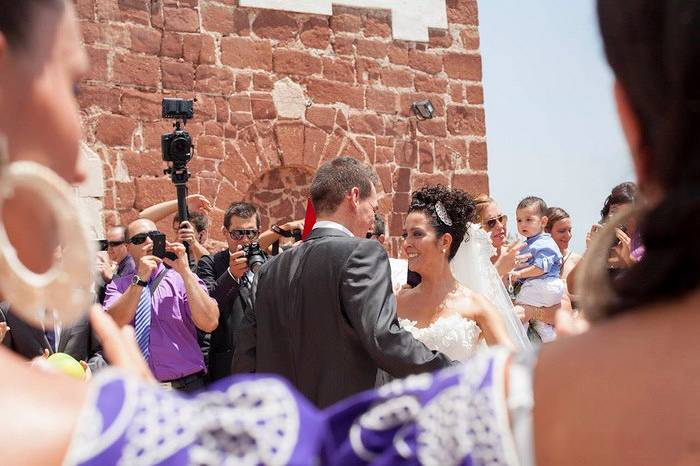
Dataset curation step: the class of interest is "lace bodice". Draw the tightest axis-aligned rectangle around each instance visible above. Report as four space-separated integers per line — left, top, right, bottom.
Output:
399 314 486 362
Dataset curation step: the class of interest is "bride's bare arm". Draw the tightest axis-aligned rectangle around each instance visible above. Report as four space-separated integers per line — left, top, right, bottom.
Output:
460 294 516 351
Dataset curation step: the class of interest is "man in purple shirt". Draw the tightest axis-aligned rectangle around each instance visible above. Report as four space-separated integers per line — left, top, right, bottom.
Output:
105 219 219 392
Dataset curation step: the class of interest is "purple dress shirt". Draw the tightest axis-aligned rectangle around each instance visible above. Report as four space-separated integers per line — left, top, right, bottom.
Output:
104 264 207 382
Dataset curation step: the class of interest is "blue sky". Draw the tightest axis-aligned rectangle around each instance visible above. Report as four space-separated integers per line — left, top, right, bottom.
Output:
477 0 634 252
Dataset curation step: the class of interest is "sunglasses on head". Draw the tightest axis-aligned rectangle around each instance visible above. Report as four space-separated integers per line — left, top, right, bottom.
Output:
366 232 376 239
128 230 162 245
485 214 507 230
229 229 259 240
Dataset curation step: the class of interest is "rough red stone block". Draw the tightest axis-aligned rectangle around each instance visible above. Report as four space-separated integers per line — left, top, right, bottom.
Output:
395 140 418 168
232 9 251 36
253 10 298 41
204 121 224 137
356 136 376 164
375 146 394 164
142 120 175 150
364 16 391 38
113 53 160 87
332 36 355 56
250 93 277 120
161 60 195 90
118 0 150 24
134 177 177 210
408 49 443 74
415 74 448 93
96 114 137 146
366 88 398 114
435 138 468 171
120 88 161 120
79 84 120 113
121 149 163 178
229 94 251 113
322 58 355 83
354 58 380 85
85 46 109 81
393 192 410 212
273 49 323 76
235 73 252 92
129 26 161 54
411 173 450 190
356 39 388 58
416 118 447 137
418 140 435 173
306 107 336 133
469 141 488 171
450 83 465 103
195 65 234 94
447 106 485 136
393 166 411 192
330 13 362 33
335 109 349 130
76 0 95 19
115 181 136 210
163 7 198 33
183 34 216 65
253 73 274 91
307 79 364 109
460 29 480 50
348 114 384 135
214 97 230 122
466 85 484 104
375 164 392 193
452 173 489 195
387 44 409 65
202 4 234 34
160 32 183 58
380 68 413 88
275 123 305 166
303 126 327 168
221 37 272 71
196 135 225 159
447 0 479 26
429 29 453 48
389 213 404 237
444 53 482 81
300 19 332 49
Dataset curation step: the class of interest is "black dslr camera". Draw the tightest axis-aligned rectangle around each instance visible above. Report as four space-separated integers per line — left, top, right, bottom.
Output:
161 98 193 166
242 242 266 273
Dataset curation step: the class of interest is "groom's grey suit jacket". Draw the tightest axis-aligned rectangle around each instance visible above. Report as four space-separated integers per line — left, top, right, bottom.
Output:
232 227 452 407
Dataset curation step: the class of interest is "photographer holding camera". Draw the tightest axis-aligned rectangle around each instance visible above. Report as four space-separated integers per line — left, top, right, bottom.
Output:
196 202 268 382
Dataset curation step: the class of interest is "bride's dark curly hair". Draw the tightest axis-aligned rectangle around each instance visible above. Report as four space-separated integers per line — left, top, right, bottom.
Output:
408 185 476 260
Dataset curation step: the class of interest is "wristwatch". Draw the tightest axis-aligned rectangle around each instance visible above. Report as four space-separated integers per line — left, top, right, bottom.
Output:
132 275 148 287
271 225 293 238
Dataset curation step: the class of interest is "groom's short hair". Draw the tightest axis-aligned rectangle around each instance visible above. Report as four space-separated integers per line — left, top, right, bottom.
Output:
310 156 377 215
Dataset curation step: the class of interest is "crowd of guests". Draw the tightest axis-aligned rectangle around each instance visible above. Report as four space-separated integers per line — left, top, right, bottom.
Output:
0 169 642 392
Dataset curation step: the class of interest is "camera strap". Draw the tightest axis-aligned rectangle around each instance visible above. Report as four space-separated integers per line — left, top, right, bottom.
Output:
148 269 168 297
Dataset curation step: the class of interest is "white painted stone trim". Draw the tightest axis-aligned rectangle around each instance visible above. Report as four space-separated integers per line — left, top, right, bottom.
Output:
239 0 448 42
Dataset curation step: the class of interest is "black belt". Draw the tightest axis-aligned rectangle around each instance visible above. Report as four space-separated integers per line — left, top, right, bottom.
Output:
165 371 204 389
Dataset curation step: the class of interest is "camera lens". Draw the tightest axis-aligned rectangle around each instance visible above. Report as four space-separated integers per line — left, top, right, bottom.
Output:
169 133 192 162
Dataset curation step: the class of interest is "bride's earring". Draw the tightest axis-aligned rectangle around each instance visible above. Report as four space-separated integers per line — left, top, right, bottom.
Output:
0 135 95 326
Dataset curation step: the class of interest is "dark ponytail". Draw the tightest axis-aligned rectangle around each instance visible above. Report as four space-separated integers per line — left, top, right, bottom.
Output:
586 1 700 318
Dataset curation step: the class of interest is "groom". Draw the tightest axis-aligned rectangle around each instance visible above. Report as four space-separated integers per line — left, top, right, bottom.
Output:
232 157 452 407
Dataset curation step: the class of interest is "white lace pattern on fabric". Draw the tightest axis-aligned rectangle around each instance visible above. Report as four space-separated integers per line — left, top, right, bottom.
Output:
399 314 484 362
63 370 301 466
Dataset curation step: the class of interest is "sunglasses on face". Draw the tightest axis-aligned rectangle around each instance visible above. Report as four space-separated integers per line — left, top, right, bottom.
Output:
228 229 259 240
128 231 162 245
107 240 125 248
485 214 507 230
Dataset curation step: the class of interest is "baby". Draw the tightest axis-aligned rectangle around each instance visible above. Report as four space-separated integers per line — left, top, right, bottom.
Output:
512 196 563 343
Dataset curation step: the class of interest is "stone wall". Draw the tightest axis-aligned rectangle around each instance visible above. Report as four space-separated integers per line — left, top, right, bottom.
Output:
76 0 488 255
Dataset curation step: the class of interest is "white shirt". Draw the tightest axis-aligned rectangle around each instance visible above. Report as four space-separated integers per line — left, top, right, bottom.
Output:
37 308 62 353
312 220 354 237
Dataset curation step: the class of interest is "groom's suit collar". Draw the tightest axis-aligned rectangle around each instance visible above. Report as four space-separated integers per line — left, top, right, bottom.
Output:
306 227 353 241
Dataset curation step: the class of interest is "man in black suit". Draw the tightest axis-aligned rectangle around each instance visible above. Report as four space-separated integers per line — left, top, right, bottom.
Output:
0 303 107 372
197 202 264 382
233 156 453 407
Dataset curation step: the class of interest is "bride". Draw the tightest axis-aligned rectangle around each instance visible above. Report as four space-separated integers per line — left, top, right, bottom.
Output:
397 186 530 360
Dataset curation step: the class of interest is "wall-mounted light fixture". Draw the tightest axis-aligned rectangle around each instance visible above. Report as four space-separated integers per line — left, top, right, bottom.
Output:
411 99 435 120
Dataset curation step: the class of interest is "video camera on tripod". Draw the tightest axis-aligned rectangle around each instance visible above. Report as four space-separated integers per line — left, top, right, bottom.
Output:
161 98 194 223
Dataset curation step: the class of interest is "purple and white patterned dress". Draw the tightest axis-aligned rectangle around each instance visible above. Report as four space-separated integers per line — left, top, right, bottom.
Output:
63 348 535 466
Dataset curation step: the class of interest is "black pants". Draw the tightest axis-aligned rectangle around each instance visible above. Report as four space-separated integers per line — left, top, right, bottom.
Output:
167 371 205 394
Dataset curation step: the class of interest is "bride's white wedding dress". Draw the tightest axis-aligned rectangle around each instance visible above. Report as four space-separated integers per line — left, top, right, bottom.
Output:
399 314 487 362
399 224 531 358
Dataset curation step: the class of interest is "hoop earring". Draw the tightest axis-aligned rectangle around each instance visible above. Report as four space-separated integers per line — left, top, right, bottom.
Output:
0 137 95 326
